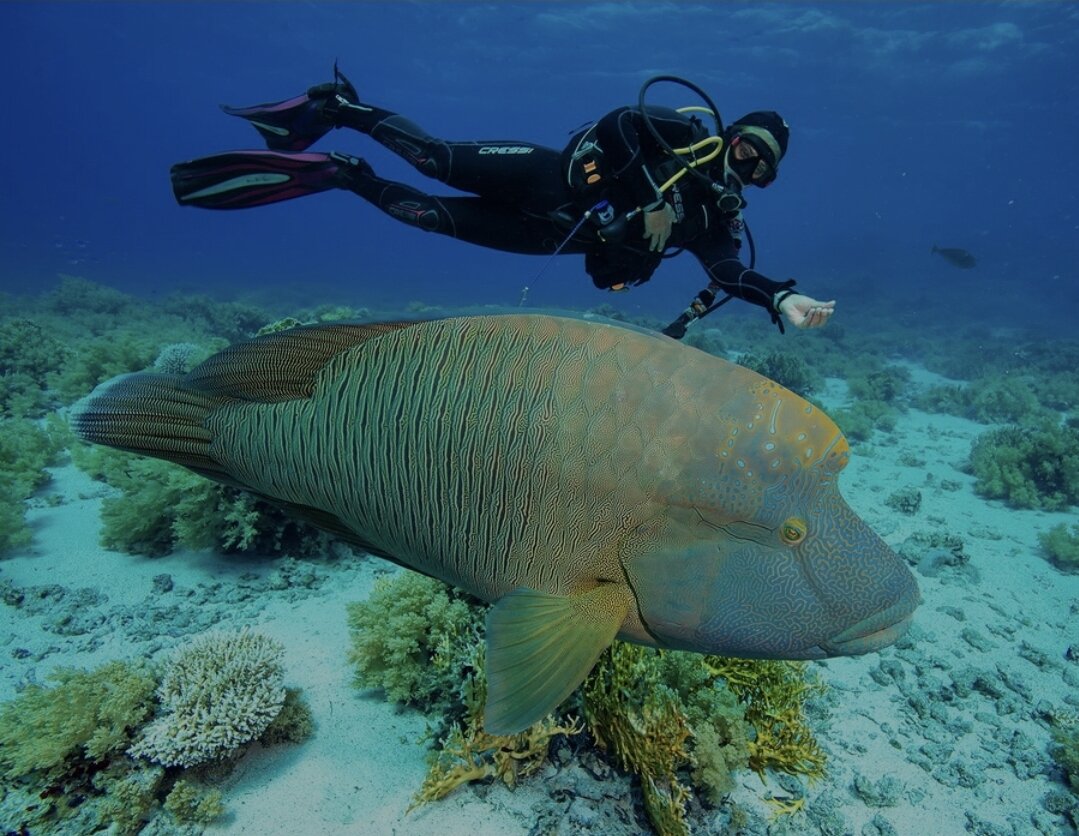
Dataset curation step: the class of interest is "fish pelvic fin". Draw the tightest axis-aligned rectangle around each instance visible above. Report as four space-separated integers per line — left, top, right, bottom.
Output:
484 584 630 736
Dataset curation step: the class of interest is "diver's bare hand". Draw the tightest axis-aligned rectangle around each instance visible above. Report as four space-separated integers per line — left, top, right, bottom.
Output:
778 293 836 329
643 204 676 252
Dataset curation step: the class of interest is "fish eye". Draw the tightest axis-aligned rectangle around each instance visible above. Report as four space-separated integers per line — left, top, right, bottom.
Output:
780 517 807 545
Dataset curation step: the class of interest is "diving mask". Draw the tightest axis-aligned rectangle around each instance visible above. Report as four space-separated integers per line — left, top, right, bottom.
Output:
725 136 777 188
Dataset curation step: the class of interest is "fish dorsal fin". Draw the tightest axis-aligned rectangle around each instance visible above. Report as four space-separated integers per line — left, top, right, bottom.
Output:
484 584 629 735
185 321 422 402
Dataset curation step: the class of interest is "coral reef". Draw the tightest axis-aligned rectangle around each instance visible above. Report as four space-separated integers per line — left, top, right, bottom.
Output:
885 486 922 515
0 280 369 559
583 644 694 834
847 364 911 406
0 661 156 782
832 399 899 443
1049 718 1079 827
0 278 258 422
152 341 211 375
347 571 483 710
898 529 974 582
0 318 71 417
915 375 1050 424
4 276 1079 832
1051 721 1079 792
48 328 163 404
681 325 726 357
911 383 968 418
94 763 166 833
43 274 136 318
0 414 68 553
1038 523 1079 572
414 646 581 808
258 687 316 745
1 415 71 497
306 303 373 322
965 376 1047 424
703 656 827 781
349 571 826 834
0 661 158 832
162 778 226 825
582 643 755 834
910 327 1079 419
349 581 583 813
0 626 312 832
736 350 822 397
969 422 1079 510
129 631 287 768
71 443 330 557
159 292 270 342
256 316 307 336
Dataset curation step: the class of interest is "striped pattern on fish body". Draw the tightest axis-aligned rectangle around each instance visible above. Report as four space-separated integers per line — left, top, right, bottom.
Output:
74 313 919 734
209 315 690 605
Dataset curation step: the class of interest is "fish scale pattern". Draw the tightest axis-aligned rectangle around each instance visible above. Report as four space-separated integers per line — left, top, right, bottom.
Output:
212 317 657 601
74 313 919 665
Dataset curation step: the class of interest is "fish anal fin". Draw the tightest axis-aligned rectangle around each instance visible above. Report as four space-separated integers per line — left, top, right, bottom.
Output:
273 498 440 577
273 500 396 560
484 584 630 736
185 320 423 403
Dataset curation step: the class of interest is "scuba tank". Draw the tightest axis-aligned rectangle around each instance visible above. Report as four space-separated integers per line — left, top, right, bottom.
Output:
525 75 761 305
563 111 725 243
560 77 751 253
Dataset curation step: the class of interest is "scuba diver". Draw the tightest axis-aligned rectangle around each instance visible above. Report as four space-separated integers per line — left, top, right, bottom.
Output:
170 68 835 337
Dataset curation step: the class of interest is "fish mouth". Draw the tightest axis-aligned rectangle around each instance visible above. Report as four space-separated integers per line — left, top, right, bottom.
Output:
820 600 917 656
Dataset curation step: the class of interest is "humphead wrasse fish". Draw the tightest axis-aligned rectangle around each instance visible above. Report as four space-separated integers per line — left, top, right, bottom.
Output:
73 314 919 734
931 244 977 269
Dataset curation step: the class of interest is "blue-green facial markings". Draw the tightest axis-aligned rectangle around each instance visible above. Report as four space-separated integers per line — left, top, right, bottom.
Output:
624 466 920 660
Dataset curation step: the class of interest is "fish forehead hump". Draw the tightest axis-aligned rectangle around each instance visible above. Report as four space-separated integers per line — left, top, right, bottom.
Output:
635 360 849 527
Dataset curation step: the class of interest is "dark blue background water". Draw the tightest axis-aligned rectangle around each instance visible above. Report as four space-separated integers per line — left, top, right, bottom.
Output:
3 2 1076 326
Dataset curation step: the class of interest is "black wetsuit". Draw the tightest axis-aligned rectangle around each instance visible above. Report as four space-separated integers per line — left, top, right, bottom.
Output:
334 101 792 322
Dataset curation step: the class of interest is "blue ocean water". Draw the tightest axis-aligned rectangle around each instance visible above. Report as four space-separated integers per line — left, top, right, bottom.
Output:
2 2 1076 328
4 5 1079 833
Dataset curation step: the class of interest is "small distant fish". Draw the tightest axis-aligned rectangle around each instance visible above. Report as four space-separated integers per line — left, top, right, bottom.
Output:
931 244 977 269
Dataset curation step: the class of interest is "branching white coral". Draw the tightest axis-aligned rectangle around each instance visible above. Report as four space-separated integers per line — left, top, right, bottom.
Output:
129 631 286 768
153 342 203 375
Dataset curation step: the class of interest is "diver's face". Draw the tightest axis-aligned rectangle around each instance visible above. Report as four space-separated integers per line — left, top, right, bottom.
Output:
728 137 776 188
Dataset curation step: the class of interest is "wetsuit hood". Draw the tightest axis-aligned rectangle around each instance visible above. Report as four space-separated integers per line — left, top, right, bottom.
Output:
723 111 789 188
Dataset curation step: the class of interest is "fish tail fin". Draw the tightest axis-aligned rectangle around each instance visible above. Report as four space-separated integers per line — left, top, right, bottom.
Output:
71 372 229 481
931 244 939 254
71 322 424 481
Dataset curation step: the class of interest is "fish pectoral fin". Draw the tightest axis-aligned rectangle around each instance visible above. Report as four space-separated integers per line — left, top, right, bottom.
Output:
483 584 629 736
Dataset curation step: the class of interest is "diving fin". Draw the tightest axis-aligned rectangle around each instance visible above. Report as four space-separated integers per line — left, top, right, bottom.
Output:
220 63 361 152
170 150 367 210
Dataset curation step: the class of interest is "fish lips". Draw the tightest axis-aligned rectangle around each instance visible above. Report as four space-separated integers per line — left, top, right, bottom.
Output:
809 598 919 659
